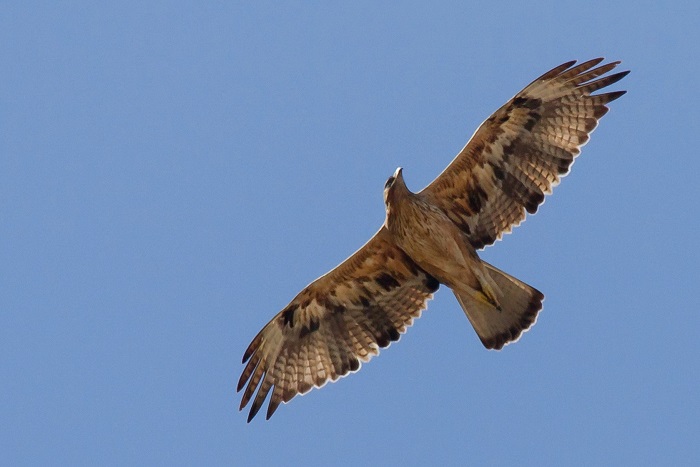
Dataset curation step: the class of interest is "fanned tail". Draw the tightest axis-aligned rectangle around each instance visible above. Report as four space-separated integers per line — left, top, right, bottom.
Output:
454 261 543 349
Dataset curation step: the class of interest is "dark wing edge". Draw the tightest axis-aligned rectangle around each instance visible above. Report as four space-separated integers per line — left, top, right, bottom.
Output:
420 58 629 249
237 227 440 422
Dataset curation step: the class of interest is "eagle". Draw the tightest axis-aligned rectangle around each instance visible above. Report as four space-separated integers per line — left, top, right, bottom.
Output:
238 58 628 422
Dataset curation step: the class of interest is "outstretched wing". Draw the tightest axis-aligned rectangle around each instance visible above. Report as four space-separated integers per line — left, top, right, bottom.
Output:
238 227 439 422
420 58 628 249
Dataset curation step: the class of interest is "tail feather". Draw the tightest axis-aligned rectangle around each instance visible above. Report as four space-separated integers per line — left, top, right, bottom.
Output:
454 261 543 350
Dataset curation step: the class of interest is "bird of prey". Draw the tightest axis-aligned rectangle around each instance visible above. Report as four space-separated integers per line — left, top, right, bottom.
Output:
238 58 628 422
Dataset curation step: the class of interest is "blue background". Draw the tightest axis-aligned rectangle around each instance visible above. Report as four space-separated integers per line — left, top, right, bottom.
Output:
2 1 698 465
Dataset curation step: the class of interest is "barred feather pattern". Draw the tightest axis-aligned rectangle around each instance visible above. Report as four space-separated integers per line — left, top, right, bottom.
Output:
237 227 439 422
421 58 628 249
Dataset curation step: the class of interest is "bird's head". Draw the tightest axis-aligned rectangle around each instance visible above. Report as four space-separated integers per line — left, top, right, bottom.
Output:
383 167 405 208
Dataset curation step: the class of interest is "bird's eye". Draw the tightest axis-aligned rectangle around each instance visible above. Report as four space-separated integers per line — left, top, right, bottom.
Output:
384 176 395 190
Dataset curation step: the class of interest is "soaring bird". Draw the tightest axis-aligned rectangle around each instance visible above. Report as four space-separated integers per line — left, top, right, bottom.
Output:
238 58 628 422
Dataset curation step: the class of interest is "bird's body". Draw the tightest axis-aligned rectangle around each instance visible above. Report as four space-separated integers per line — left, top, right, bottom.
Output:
385 169 504 310
385 167 543 348
238 58 628 422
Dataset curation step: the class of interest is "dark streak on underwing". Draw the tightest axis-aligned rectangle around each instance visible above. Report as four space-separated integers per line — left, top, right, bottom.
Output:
281 304 298 328
457 219 472 236
523 113 541 132
375 273 400 291
502 141 517 158
329 302 346 314
512 96 542 110
299 318 320 338
468 184 489 213
491 162 505 181
484 129 501 145
502 171 543 214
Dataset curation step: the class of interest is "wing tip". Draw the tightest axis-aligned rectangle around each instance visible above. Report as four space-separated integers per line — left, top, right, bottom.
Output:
536 59 578 81
247 394 266 422
242 331 264 364
600 69 631 86
266 398 282 420
605 89 628 101
559 59 578 70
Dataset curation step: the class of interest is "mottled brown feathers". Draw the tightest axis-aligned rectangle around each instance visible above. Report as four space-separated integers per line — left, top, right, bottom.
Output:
238 228 439 422
421 58 628 249
239 59 627 421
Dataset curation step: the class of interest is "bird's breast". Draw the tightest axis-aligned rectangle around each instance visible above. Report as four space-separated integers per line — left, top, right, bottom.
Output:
387 197 477 285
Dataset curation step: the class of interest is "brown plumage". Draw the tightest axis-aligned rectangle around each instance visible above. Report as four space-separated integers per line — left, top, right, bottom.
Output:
239 58 628 421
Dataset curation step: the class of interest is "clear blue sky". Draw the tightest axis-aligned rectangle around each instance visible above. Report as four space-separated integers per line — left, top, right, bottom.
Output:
2 1 698 465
